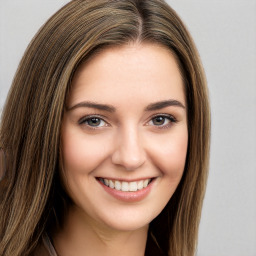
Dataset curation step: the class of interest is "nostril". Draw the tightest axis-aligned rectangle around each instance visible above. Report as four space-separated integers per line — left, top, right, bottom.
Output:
112 153 145 171
111 150 146 171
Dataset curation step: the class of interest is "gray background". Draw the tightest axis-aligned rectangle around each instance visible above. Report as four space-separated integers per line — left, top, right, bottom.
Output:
1 1 256 255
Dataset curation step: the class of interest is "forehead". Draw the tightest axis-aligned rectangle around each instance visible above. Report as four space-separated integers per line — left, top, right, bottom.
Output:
68 43 186 108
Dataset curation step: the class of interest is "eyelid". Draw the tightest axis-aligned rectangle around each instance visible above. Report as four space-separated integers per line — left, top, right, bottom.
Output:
149 113 177 121
78 114 110 128
77 113 177 130
146 113 177 128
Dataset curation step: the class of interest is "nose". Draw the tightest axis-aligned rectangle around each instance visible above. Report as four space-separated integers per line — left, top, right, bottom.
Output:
111 126 146 171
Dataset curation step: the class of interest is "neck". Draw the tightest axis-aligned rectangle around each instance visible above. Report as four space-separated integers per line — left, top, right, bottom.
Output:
53 206 148 256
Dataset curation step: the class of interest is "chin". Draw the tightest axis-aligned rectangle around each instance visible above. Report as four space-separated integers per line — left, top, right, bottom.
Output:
89 203 165 232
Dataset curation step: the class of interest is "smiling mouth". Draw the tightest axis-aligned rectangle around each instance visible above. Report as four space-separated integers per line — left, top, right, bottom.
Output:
97 178 153 192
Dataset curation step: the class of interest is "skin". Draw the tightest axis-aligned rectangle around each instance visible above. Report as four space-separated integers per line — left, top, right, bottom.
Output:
55 43 188 256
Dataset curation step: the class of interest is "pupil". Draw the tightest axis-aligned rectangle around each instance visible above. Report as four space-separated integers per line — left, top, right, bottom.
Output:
153 116 165 125
89 118 100 126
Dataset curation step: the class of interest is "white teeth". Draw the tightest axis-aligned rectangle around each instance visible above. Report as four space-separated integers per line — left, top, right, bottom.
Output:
109 180 114 189
115 181 121 190
122 182 129 192
129 182 137 192
137 180 143 190
143 179 149 188
99 178 152 192
104 179 109 186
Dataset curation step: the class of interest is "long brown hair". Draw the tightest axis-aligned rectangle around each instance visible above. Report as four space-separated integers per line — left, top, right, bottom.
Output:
0 1 210 255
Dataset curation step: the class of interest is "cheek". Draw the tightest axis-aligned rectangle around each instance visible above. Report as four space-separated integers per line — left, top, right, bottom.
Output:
148 129 188 179
61 125 112 175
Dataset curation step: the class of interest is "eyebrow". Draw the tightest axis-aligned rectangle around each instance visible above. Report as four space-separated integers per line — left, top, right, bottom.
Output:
67 101 116 112
67 99 185 112
145 99 186 111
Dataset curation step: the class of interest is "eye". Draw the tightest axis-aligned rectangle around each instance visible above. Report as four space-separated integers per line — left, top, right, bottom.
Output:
79 116 108 128
148 115 176 128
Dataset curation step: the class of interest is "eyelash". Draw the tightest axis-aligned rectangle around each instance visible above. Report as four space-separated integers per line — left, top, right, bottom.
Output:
78 114 177 130
78 115 109 129
148 114 177 129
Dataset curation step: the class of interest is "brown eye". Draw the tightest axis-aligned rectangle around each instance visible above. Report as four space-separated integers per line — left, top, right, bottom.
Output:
152 116 166 126
148 115 176 128
79 116 107 128
87 118 101 126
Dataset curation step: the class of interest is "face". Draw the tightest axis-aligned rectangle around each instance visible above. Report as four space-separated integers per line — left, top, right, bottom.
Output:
61 43 188 232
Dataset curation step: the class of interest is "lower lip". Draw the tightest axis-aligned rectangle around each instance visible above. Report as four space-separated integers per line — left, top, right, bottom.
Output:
98 179 154 202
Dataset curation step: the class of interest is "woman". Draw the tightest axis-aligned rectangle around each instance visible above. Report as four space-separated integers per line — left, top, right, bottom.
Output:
0 0 210 255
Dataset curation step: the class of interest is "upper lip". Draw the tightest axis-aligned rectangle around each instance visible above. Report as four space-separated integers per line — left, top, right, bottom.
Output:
96 177 156 182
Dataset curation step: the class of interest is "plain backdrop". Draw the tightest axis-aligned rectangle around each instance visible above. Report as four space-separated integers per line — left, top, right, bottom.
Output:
0 1 256 256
